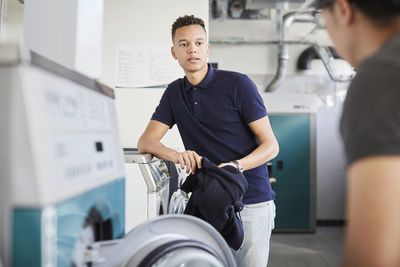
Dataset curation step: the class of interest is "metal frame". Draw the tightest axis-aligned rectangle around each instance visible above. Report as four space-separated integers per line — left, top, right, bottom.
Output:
309 113 317 232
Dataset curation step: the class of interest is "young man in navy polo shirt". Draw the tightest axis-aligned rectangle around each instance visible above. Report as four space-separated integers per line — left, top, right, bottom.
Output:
138 15 279 267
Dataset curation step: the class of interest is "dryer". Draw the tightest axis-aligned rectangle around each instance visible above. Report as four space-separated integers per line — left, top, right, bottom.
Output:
93 215 236 267
0 46 125 267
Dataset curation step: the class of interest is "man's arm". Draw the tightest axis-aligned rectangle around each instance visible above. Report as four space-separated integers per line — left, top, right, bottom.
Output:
220 116 279 170
137 120 202 174
343 156 400 267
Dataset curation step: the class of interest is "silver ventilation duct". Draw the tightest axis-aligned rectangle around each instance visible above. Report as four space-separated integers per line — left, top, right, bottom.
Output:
265 10 355 92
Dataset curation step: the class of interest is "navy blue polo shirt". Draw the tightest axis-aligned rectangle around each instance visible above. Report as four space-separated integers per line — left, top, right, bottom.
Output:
151 64 275 204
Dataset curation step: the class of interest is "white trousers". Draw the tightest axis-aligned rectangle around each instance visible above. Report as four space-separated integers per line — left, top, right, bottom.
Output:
232 200 276 267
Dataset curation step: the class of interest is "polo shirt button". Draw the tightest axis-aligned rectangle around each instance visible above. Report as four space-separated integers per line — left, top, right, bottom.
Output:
194 101 198 105
193 87 197 90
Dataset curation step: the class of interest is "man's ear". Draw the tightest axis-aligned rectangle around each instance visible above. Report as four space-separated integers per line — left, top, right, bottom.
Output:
337 0 355 25
171 46 177 60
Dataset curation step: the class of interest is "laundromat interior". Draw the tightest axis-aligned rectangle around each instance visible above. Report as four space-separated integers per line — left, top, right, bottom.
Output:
1 0 358 266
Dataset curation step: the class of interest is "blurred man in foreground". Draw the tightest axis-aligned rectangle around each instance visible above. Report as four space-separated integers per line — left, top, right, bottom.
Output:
311 0 400 266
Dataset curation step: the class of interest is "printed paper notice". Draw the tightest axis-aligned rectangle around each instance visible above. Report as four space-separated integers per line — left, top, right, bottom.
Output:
116 44 184 88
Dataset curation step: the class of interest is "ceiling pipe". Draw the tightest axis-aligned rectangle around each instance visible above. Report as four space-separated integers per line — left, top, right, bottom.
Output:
265 43 289 92
265 5 289 93
297 45 355 82
297 46 340 70
265 10 354 92
265 10 315 92
310 43 355 82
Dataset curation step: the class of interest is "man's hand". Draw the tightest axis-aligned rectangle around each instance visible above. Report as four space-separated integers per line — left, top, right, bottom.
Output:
173 150 202 174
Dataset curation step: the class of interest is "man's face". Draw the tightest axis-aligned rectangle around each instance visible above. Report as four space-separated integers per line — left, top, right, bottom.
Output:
322 0 355 65
323 6 343 53
171 25 210 74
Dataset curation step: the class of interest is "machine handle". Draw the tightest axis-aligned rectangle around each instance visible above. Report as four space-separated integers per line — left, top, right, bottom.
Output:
277 160 284 170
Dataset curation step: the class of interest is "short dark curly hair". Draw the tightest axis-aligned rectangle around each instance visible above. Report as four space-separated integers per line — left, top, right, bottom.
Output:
171 15 206 41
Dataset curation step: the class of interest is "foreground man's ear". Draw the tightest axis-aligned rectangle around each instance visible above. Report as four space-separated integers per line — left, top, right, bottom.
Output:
336 0 356 25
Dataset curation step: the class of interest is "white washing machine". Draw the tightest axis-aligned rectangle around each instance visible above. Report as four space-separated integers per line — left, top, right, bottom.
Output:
124 149 171 233
93 215 236 267
0 45 126 267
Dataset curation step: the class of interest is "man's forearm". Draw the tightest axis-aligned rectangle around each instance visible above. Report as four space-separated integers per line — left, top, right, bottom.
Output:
137 136 177 162
238 140 279 171
342 156 400 267
138 135 203 174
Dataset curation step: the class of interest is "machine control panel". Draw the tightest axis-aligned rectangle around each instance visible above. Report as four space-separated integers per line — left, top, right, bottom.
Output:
8 59 125 206
124 150 170 192
148 160 169 188
45 86 119 183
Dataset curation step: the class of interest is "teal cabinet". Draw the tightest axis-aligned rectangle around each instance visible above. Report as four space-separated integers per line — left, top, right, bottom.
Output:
269 114 316 232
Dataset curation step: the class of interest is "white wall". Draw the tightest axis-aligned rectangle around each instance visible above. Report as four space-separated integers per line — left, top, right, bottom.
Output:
317 103 347 220
101 0 209 150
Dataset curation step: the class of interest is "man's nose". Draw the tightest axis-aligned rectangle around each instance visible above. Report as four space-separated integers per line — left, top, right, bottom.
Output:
187 44 198 53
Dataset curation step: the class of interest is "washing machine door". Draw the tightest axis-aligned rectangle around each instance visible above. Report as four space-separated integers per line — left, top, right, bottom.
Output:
94 215 236 267
138 247 225 267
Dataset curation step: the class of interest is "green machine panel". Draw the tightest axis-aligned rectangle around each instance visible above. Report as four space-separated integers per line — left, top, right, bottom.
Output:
269 114 316 232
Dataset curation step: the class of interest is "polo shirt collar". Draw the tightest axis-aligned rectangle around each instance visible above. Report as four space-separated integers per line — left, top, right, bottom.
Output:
184 63 215 91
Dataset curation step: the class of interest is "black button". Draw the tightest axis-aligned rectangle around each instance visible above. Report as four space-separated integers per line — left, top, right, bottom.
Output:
95 142 103 152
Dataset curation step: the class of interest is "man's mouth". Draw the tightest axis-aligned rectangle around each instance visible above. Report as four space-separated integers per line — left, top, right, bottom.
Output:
188 57 200 63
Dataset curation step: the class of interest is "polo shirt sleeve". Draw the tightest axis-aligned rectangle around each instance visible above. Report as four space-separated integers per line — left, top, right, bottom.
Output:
151 86 176 128
236 75 267 124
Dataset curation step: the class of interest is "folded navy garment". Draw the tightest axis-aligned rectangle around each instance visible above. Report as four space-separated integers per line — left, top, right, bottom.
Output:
180 157 248 250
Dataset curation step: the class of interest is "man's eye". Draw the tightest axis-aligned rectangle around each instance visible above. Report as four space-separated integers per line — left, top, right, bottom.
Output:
197 42 203 46
179 43 187 47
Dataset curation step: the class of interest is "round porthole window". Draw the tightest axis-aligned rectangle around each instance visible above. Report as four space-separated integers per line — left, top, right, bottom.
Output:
152 247 225 267
132 240 226 267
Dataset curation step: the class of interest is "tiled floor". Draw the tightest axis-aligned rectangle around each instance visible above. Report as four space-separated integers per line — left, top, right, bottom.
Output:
268 227 345 267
